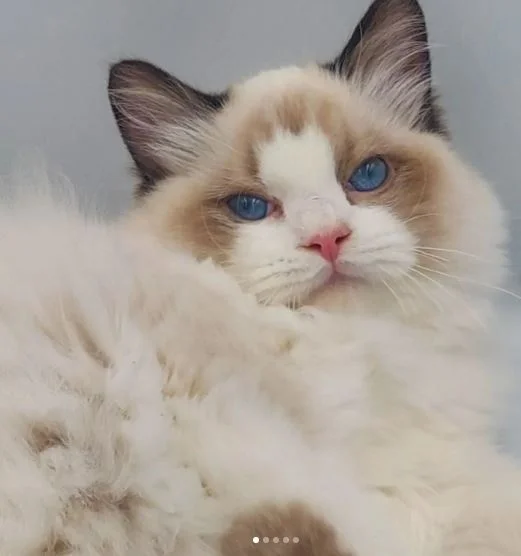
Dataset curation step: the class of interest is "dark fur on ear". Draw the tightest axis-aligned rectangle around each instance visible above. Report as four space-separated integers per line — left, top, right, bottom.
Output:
108 59 228 195
323 0 447 136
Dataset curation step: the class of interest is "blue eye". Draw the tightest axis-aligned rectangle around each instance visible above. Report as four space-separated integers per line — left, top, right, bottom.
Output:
348 157 389 192
227 194 271 221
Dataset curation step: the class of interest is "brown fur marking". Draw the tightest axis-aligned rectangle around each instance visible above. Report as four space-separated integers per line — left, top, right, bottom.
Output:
42 536 71 555
220 502 353 556
29 422 65 453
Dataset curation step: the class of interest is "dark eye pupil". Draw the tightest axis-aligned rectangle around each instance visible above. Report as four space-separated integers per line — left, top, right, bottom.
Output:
242 197 255 210
363 162 379 179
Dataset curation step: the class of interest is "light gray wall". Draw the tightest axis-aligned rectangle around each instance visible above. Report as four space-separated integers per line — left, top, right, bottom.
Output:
1 0 521 274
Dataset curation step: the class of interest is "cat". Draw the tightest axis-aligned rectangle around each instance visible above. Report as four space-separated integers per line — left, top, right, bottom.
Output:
107 0 521 554
0 1 519 556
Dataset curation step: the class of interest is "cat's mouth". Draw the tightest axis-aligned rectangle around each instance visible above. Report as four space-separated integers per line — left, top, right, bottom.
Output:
255 265 366 307
315 266 365 293
303 268 365 308
323 271 348 288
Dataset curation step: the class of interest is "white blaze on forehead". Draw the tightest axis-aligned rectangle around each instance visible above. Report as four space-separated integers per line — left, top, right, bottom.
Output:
257 126 342 200
256 126 351 235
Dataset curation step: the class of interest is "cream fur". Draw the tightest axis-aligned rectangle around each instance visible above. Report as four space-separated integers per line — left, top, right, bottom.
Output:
0 163 519 556
118 61 520 555
0 187 411 556
4 0 521 554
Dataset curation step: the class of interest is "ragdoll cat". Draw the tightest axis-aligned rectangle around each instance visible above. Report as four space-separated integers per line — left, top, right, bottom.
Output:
105 0 521 554
1 1 520 556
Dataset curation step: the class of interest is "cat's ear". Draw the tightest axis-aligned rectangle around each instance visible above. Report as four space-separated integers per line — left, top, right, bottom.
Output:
108 59 228 194
323 0 447 136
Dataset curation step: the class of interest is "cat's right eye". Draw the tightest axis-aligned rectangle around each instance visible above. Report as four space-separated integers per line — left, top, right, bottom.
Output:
347 157 389 193
226 194 272 221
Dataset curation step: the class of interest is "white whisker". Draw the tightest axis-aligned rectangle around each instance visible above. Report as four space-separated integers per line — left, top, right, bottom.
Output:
415 265 521 304
403 270 444 313
410 267 486 328
381 276 408 315
404 213 441 225
414 248 448 264
414 246 491 263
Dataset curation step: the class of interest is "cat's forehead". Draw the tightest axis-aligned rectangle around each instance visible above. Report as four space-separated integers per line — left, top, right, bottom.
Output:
220 66 390 195
233 66 324 101
256 127 340 199
229 65 372 133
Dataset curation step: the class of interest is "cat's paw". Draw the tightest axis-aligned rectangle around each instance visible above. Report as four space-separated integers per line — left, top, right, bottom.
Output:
219 501 354 556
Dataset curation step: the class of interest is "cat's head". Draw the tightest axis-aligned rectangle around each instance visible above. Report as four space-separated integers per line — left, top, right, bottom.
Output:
109 0 506 315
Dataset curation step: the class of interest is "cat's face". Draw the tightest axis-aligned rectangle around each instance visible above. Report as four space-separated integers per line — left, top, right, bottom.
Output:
110 0 506 312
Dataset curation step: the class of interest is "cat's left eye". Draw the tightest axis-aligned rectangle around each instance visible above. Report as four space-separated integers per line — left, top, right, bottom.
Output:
226 194 272 221
347 157 389 193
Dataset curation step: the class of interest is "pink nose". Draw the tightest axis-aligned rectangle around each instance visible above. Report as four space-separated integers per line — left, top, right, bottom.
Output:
301 225 351 262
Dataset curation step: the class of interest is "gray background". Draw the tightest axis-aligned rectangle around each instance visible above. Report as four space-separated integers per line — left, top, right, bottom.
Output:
0 1 520 453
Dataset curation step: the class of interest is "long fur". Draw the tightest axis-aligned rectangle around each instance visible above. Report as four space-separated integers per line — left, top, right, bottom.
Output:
0 186 410 555
3 0 521 555
0 168 520 555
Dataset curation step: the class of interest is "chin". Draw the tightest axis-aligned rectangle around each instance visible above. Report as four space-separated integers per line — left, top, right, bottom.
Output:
306 280 357 311
300 270 394 313
252 267 372 312
270 273 360 312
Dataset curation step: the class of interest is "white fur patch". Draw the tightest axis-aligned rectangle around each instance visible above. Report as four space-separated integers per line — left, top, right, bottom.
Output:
257 126 341 201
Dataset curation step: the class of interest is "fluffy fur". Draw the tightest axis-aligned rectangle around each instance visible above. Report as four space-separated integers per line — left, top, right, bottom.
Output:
2 0 521 554
0 189 410 556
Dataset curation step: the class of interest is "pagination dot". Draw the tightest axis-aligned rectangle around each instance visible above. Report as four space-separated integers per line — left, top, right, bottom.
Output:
251 535 300 544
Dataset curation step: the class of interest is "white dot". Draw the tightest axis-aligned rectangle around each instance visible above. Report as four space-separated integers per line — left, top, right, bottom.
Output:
263 537 270 544
252 537 259 544
293 537 300 543
273 537 280 544
283 537 290 544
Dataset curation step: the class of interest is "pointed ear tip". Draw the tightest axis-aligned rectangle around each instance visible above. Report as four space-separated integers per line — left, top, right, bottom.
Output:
376 0 424 9
368 0 426 19
402 0 427 22
108 60 134 90
109 59 137 75
108 59 158 87
403 0 427 21
406 0 425 11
